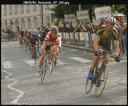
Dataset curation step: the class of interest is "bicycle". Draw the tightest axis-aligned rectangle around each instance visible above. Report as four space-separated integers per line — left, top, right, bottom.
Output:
19 37 23 47
85 47 118 97
39 45 58 84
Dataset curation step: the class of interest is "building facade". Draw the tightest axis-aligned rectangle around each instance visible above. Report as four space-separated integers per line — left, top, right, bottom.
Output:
1 5 55 32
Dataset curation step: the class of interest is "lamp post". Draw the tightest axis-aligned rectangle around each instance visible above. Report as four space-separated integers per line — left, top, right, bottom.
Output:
79 4 81 11
41 5 43 26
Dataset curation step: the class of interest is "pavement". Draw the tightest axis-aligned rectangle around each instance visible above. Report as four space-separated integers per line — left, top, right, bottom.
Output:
1 41 127 105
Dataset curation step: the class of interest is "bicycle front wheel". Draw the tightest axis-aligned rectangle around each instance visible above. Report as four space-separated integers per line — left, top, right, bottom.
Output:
95 66 108 97
40 68 47 84
85 78 93 94
50 60 54 75
40 59 48 84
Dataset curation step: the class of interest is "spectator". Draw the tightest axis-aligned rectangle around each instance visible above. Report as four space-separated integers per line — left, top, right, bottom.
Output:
68 22 74 32
74 23 81 32
118 19 127 55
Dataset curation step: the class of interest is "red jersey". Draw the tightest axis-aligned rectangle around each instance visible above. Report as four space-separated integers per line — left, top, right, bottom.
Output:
44 32 61 44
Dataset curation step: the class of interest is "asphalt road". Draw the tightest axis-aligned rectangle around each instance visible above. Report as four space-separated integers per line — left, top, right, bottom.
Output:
1 41 127 105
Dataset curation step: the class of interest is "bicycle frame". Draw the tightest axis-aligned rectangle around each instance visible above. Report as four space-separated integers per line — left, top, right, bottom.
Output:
92 53 106 83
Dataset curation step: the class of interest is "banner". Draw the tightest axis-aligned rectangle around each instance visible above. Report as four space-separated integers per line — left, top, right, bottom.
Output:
77 10 89 20
95 6 112 20
64 14 76 22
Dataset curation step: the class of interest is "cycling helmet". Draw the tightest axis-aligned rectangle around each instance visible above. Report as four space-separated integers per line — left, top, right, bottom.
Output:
31 33 36 37
105 17 118 25
50 26 58 33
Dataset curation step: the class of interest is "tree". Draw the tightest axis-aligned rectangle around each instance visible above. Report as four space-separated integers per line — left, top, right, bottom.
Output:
51 4 78 19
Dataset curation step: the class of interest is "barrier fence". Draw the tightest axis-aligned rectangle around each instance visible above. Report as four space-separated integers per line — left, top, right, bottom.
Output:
2 31 126 55
61 32 127 54
1 32 18 42
61 32 96 50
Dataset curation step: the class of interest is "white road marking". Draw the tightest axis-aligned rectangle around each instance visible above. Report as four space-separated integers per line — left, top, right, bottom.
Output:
2 61 14 68
69 57 91 63
24 59 67 67
2 70 24 104
70 49 77 51
107 75 127 85
108 59 127 66
24 60 37 67
2 55 6 61
57 59 67 65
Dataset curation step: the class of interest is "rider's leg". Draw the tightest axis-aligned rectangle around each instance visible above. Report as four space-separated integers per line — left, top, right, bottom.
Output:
38 41 47 70
87 55 99 80
50 45 60 66
31 45 35 59
38 52 46 71
50 45 60 60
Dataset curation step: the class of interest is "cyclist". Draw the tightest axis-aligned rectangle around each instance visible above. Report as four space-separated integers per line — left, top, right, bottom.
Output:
38 25 62 71
19 30 24 47
87 17 120 87
29 31 39 59
26 31 31 51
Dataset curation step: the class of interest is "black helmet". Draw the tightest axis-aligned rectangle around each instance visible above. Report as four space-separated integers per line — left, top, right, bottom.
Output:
31 34 35 37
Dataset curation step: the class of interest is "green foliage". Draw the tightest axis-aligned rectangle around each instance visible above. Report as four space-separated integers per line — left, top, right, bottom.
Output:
51 5 78 19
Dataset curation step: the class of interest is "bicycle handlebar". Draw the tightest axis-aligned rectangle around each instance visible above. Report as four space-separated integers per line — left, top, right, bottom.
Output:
96 47 120 62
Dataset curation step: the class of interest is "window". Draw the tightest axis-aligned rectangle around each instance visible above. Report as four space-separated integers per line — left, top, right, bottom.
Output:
33 5 37 12
27 5 30 13
15 5 18 14
20 5 24 13
21 19 25 29
9 5 12 15
4 5 7 16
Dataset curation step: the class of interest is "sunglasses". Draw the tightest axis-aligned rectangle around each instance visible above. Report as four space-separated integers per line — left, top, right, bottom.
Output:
52 31 57 34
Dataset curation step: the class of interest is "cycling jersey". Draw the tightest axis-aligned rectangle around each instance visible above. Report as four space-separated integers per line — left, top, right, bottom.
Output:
96 27 119 51
44 32 61 44
30 34 38 46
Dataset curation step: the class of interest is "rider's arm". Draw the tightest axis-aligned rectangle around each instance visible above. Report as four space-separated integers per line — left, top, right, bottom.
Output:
112 28 120 56
41 32 50 51
114 40 120 56
58 33 62 48
41 40 47 50
93 35 100 51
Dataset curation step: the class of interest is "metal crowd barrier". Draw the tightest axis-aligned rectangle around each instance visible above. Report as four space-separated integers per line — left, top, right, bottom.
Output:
61 31 127 55
61 32 96 50
1 32 18 42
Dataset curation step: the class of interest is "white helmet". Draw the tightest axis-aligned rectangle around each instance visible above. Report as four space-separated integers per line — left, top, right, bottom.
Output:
105 17 118 25
50 26 58 33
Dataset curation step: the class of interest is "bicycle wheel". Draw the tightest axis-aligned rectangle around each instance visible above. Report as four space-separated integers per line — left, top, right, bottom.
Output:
95 65 108 96
19 38 23 47
34 47 38 64
34 50 37 64
50 60 54 75
40 59 48 84
85 78 93 94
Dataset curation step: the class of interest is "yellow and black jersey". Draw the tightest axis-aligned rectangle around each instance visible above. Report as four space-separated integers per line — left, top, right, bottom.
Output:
96 27 119 42
96 27 119 51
